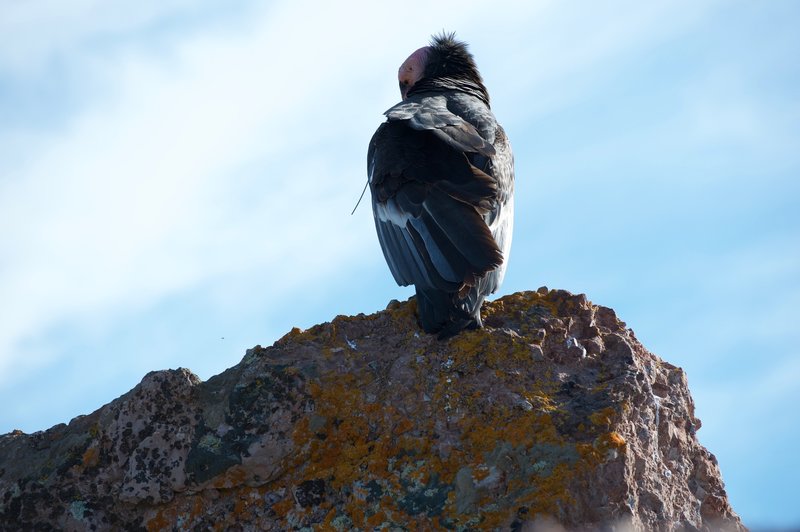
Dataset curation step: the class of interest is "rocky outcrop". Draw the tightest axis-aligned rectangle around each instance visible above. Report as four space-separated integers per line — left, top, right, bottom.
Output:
0 289 744 530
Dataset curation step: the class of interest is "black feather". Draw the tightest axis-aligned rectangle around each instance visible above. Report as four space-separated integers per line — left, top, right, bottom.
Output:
369 34 514 338
409 33 490 106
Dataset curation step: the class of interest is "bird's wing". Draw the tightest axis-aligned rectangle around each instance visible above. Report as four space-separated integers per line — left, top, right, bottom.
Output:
369 96 503 291
477 125 515 296
385 95 496 158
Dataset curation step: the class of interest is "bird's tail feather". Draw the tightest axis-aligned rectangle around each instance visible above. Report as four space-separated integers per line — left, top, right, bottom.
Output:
416 286 485 340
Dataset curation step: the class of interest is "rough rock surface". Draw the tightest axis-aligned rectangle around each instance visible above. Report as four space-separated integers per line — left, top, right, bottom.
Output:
0 289 744 531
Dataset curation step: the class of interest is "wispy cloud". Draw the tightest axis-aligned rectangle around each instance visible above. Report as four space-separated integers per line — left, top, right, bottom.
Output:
0 0 528 389
5 0 705 391
0 1 250 75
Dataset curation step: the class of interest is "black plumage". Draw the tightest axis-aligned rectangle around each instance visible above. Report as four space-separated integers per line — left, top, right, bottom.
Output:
368 33 514 338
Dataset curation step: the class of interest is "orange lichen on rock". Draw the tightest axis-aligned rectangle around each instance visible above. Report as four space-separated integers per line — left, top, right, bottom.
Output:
0 289 744 531
80 445 99 469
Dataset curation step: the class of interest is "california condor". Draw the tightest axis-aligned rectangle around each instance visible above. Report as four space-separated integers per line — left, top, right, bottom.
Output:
368 33 514 338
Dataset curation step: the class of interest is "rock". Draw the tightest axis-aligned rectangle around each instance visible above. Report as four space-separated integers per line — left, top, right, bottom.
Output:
0 289 745 530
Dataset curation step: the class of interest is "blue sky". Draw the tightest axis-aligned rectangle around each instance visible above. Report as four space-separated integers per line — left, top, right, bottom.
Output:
1 1 798 528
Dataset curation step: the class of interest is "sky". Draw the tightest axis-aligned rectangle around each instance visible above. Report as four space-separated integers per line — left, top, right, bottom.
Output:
1 0 798 528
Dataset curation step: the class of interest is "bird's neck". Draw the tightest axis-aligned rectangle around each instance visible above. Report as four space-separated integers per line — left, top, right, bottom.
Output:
409 77 490 107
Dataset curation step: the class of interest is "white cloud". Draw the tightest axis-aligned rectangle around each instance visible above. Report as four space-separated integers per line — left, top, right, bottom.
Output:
0 0 545 385
0 2 375 382
0 0 752 403
484 1 722 124
0 0 195 75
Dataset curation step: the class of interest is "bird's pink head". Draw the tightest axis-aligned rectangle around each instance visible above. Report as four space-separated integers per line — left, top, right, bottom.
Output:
398 46 429 100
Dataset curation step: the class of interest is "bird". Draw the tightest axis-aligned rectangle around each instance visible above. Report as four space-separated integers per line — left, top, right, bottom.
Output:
368 33 514 339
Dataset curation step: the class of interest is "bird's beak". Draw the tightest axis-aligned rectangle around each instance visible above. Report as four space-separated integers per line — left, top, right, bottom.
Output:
399 81 410 100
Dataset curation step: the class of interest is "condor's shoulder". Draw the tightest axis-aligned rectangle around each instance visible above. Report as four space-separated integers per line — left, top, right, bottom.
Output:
371 94 496 160
367 110 498 212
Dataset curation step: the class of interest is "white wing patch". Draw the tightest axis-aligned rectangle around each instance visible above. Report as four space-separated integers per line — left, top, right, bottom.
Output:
374 198 412 227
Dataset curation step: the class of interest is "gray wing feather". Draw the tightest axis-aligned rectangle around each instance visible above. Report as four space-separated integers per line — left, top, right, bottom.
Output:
386 96 495 156
369 93 507 293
